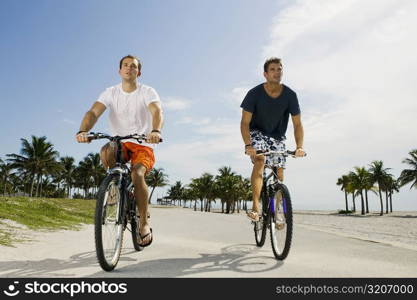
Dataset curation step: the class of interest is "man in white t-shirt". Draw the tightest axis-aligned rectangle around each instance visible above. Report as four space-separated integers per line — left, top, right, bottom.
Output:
76 55 163 247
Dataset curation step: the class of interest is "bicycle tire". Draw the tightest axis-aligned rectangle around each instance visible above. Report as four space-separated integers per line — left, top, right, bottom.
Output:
254 190 268 247
130 201 143 251
270 184 293 260
254 217 267 247
95 174 124 271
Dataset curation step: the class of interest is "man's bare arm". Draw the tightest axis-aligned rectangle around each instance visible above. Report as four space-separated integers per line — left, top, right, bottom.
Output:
79 102 106 132
240 110 257 157
147 102 163 144
291 113 305 156
240 110 252 145
76 102 106 143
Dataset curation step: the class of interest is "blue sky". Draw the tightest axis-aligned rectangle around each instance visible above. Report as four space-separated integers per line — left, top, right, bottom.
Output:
1 0 416 210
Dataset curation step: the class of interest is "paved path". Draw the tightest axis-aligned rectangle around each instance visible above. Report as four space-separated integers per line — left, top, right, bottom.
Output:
1 207 417 277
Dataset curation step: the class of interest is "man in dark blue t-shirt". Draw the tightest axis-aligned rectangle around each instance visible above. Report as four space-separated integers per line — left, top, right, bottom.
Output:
240 57 305 221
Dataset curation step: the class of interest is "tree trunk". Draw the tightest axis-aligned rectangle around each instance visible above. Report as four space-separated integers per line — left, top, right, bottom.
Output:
39 175 43 198
378 188 384 216
365 190 369 214
35 174 41 197
344 191 348 212
389 191 393 213
352 193 356 212
360 190 365 215
2 177 6 196
385 191 389 214
148 186 156 204
221 201 225 213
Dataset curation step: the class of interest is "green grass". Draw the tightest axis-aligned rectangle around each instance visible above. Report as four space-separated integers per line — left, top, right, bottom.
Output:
0 196 96 246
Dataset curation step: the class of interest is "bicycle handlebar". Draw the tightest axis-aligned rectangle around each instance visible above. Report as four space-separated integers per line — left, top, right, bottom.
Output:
86 132 163 143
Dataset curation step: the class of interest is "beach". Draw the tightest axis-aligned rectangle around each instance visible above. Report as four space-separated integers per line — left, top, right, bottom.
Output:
293 210 417 251
1 206 417 277
2 207 417 252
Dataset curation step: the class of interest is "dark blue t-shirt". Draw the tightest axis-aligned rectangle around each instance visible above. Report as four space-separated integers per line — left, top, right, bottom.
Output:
240 84 300 140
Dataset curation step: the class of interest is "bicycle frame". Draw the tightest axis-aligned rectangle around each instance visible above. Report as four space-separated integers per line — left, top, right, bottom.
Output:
104 140 132 227
261 167 287 220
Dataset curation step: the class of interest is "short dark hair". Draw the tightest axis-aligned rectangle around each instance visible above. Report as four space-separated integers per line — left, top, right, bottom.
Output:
264 57 282 72
119 55 141 70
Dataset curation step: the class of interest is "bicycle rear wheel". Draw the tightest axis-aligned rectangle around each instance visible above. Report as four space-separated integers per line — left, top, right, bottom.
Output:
270 184 293 260
95 175 124 271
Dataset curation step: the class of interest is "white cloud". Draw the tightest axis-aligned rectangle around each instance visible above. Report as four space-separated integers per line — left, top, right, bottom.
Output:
259 0 417 210
176 116 211 126
157 118 246 184
231 87 250 105
163 97 191 111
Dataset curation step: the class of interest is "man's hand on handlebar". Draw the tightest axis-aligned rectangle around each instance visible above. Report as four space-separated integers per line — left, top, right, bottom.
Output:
76 131 91 143
244 145 257 159
294 147 306 157
146 131 162 144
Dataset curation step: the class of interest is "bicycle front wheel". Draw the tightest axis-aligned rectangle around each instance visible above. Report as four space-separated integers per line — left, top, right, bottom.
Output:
95 175 124 271
270 184 293 260
254 217 267 247
130 200 143 251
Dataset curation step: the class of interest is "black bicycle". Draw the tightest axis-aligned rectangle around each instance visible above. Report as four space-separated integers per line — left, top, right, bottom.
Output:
253 150 305 260
87 132 157 271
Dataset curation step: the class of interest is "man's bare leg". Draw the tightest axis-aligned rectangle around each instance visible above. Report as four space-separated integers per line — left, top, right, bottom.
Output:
100 143 152 244
250 155 265 217
131 164 151 245
275 167 286 229
99 142 117 169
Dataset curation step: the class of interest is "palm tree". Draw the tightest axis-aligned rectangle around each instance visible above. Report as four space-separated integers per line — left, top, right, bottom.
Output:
167 181 185 206
215 166 237 213
74 160 93 198
7 136 60 197
345 173 356 212
240 177 252 211
182 187 196 208
230 174 245 213
398 149 417 190
349 167 368 215
146 167 169 204
189 173 215 212
337 174 351 212
384 176 399 213
86 153 106 194
363 169 375 214
380 173 395 214
0 160 14 196
368 160 390 216
60 156 76 198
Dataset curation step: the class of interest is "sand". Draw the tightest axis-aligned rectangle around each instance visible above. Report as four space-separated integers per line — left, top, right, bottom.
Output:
2 208 417 252
293 210 417 251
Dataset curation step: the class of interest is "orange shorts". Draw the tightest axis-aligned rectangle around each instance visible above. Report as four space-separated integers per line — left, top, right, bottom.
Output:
121 142 155 172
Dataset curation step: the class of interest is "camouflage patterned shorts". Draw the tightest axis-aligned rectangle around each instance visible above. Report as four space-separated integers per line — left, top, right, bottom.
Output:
250 130 286 168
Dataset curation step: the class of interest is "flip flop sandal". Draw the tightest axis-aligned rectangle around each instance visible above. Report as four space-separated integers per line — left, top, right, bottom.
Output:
246 210 260 222
138 228 153 247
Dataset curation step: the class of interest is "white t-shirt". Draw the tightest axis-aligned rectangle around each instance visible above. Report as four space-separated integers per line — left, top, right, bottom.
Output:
97 83 161 149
